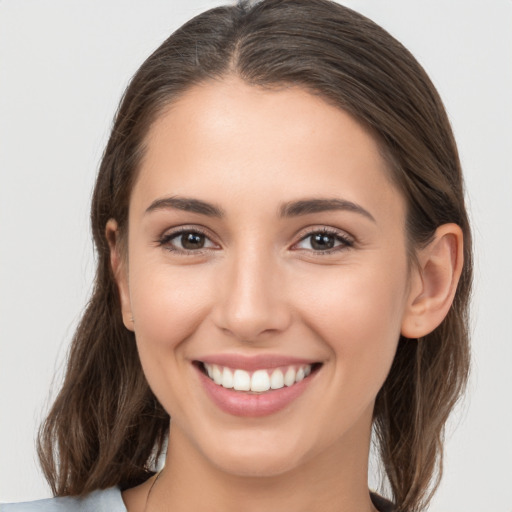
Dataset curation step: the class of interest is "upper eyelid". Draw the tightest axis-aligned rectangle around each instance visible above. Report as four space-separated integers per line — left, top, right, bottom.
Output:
158 228 218 254
158 225 354 252
294 225 354 243
292 231 354 253
160 225 352 239
160 225 215 240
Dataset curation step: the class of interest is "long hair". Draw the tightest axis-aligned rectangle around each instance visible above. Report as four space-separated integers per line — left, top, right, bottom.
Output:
37 1 472 510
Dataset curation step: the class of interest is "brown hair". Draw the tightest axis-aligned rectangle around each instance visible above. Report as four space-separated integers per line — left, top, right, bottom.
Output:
37 1 472 511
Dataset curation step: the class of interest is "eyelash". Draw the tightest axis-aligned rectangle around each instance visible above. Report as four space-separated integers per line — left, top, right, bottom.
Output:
157 226 214 255
157 226 354 256
293 227 354 255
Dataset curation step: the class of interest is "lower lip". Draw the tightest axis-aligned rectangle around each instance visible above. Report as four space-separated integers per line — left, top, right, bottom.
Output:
196 365 318 417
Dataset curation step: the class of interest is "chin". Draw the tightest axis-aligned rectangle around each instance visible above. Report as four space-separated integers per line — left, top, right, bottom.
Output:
192 425 317 478
210 446 306 478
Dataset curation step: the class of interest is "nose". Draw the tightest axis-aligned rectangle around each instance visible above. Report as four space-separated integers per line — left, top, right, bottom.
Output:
212 248 292 342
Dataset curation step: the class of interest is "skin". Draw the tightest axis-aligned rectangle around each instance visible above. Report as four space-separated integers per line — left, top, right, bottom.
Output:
108 77 463 512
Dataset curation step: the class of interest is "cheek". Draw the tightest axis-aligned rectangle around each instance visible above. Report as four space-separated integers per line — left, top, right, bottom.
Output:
297 260 407 337
293 259 409 394
127 262 215 398
126 262 222 424
130 263 215 341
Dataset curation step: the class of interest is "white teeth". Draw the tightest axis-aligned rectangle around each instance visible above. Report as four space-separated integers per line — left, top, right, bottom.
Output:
251 370 271 392
233 369 251 391
221 367 234 388
203 363 313 392
212 365 222 385
270 369 284 390
284 367 296 387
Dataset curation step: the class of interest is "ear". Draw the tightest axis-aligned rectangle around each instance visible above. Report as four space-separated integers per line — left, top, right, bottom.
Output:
105 219 135 332
401 223 464 339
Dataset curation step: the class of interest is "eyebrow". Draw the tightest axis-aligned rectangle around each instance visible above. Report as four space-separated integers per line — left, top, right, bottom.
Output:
145 196 375 222
279 198 376 222
145 196 225 217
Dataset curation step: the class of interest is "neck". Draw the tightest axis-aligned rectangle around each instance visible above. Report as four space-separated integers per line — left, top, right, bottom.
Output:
145 414 377 512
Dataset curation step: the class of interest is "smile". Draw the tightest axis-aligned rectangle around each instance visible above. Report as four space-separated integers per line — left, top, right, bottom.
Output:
201 363 314 393
195 359 322 417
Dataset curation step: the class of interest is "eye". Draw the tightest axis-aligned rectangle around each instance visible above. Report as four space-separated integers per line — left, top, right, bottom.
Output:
158 228 218 254
293 229 353 253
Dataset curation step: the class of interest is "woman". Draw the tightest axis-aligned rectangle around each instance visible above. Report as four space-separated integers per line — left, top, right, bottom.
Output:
2 0 472 511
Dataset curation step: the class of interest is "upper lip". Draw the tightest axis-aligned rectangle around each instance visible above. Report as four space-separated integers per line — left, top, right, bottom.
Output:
195 354 321 372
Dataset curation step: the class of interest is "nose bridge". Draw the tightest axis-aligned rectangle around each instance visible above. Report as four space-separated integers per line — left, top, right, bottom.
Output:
214 241 291 340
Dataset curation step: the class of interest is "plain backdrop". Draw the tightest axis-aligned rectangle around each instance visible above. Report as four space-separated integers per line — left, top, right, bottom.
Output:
1 1 511 510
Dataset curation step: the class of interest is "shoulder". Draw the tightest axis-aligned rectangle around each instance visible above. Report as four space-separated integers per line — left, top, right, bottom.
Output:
0 487 126 512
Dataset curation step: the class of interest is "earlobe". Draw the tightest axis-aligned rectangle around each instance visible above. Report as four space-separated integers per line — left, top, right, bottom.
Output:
401 223 464 339
105 219 135 332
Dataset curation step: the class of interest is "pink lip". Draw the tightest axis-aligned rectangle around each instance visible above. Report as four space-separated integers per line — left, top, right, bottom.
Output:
196 354 318 372
194 362 320 418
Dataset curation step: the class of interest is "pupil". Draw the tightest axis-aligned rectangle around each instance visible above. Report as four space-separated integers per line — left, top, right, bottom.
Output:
311 233 334 250
182 232 204 250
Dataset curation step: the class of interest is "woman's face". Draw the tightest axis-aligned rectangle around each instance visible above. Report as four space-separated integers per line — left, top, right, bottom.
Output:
115 77 417 477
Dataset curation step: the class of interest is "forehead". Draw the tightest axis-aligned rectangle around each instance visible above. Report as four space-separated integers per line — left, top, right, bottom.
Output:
132 77 404 222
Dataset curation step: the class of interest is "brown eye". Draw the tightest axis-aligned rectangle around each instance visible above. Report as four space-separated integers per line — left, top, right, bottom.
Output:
159 228 217 254
294 229 353 253
310 233 336 250
181 232 206 250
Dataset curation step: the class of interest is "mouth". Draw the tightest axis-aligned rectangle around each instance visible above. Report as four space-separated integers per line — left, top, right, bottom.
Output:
195 361 322 394
193 354 324 416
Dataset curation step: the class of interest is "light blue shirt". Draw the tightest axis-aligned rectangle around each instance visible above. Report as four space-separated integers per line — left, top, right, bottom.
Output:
0 487 126 512
1 487 395 511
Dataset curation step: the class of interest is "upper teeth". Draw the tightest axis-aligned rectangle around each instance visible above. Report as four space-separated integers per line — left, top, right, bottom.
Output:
203 363 312 392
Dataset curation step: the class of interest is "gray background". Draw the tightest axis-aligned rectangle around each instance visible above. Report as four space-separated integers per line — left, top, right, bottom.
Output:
1 1 511 510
